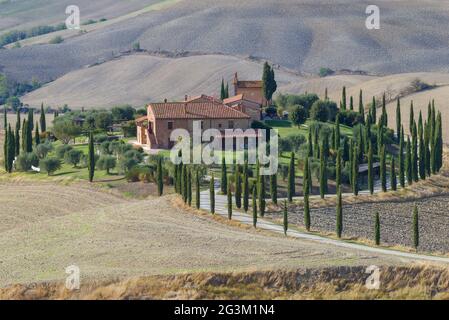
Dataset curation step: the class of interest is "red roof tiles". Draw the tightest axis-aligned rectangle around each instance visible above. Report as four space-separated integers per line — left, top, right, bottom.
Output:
148 102 250 120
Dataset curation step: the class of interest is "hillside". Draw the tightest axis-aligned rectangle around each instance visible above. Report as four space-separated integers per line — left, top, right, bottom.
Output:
21 53 304 109
3 0 449 83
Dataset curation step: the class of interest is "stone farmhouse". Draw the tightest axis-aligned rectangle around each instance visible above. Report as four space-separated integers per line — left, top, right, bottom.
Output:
136 74 265 150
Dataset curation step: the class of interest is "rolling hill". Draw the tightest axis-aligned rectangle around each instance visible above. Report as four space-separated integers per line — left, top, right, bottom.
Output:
3 0 449 84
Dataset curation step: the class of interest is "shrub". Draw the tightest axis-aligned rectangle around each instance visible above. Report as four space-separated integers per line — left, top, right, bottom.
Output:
99 141 112 155
15 152 39 171
310 100 338 122
119 157 139 173
123 149 143 163
289 105 308 127
319 67 334 77
97 155 117 174
64 149 83 167
49 36 63 44
55 144 73 159
35 142 53 159
339 110 364 127
39 157 61 175
93 134 109 143
251 120 272 130
279 137 293 153
125 165 153 182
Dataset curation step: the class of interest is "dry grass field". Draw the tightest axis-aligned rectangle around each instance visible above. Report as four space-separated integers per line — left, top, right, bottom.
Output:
0 180 406 288
1 265 448 300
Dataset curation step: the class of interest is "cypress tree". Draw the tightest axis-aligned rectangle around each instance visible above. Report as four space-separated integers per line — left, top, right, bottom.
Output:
375 212 380 246
3 123 8 171
406 137 413 186
182 165 187 203
412 205 419 250
399 127 405 188
28 109 34 131
370 96 376 122
220 78 226 100
14 121 20 157
283 200 288 236
433 113 443 173
396 98 401 141
235 165 242 209
21 119 26 152
252 186 257 228
319 146 326 198
336 187 342 238
157 157 163 196
391 157 397 191
307 128 313 157
424 120 431 177
368 141 374 194
258 174 266 217
287 152 295 202
341 86 347 110
195 170 200 209
227 182 232 220
348 140 354 185
88 131 95 182
174 164 179 193
16 109 20 131
187 169 192 206
243 161 249 211
380 146 387 192
412 121 418 182
381 93 387 127
409 101 414 134
349 96 354 111
210 173 215 214
40 103 46 133
304 188 310 232
34 121 40 145
221 156 227 194
336 149 342 193
335 114 341 150
270 172 277 204
419 123 426 180
3 107 6 131
359 89 365 121
352 145 359 196
6 124 15 173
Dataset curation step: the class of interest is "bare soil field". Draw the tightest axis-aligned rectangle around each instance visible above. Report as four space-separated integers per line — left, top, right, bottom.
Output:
3 0 449 84
22 54 303 109
1 265 448 300
0 180 404 288
267 195 449 254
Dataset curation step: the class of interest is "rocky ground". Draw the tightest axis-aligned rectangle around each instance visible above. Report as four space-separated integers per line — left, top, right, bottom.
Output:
267 196 449 254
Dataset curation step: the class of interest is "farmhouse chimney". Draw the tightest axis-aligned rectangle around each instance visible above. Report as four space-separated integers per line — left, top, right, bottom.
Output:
164 98 167 103
185 95 188 101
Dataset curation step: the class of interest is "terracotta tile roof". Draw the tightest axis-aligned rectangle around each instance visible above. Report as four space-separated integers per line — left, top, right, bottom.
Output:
185 94 221 104
223 94 244 105
148 102 250 120
135 115 148 123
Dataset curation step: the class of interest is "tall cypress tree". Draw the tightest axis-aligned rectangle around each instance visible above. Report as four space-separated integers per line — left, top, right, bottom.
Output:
287 152 295 202
349 96 354 111
40 103 46 133
319 145 327 198
235 165 242 209
412 205 419 250
14 121 20 156
252 186 257 228
358 89 364 118
243 161 249 212
375 212 380 246
335 114 341 150
221 156 227 194
307 128 313 157
227 182 232 220
304 187 310 232
418 122 426 180
258 174 266 217
283 200 288 236
399 127 405 188
370 96 376 122
7 124 15 173
220 78 226 100
336 187 342 238
210 173 215 214
336 149 342 193
28 109 34 131
412 121 418 182
34 121 40 145
341 86 347 110
432 113 443 173
409 101 414 134
395 98 401 142
16 109 21 131
88 131 95 182
195 170 200 209
3 122 8 172
157 157 163 196
368 141 374 194
187 169 192 206
181 165 187 203
406 137 413 186
352 145 359 196
270 172 277 205
380 146 387 192
390 157 397 191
